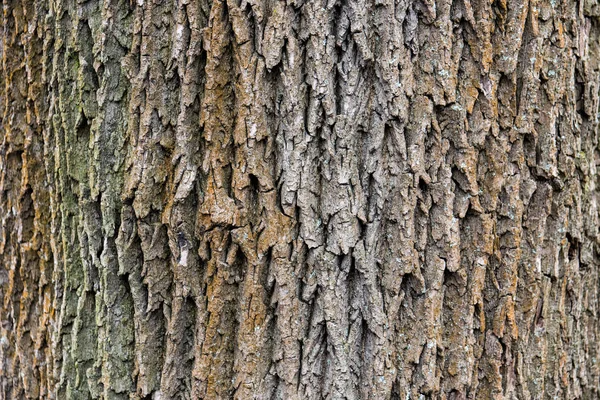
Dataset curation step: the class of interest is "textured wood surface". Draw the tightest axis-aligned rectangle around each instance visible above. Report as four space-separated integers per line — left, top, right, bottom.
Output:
1 0 600 398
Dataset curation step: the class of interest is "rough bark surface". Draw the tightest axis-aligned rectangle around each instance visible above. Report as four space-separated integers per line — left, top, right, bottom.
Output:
1 0 600 398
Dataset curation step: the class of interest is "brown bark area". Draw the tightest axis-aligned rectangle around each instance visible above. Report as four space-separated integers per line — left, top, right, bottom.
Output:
1 0 600 398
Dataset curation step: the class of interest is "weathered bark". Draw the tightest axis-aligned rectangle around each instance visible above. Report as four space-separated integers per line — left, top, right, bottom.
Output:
1 0 600 398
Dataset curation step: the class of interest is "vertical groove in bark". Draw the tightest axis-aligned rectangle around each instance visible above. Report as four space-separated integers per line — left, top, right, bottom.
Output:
1 0 600 398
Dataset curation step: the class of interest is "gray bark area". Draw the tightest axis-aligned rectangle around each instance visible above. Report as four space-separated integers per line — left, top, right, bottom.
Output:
1 0 600 398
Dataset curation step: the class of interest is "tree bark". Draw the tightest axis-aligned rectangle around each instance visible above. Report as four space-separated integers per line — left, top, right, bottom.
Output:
1 0 600 398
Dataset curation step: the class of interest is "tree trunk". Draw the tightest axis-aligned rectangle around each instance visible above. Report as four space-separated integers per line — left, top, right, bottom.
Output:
1 0 600 398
